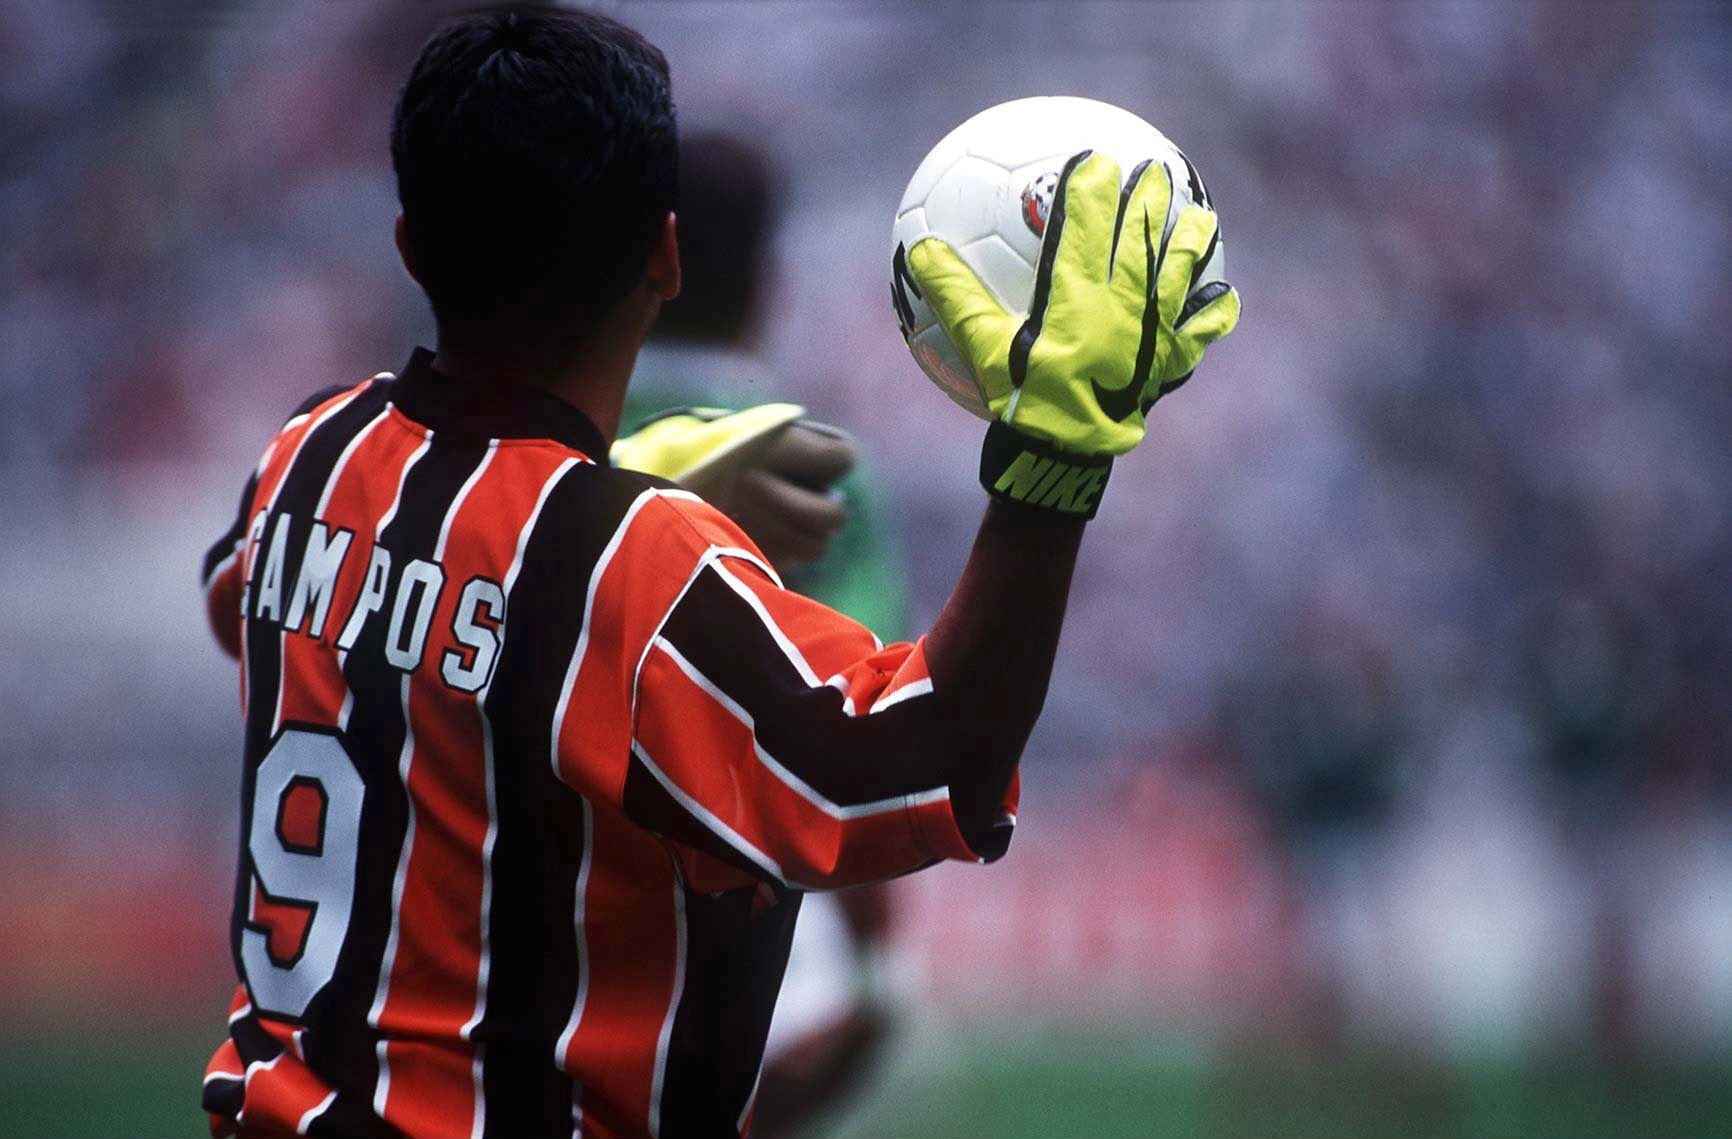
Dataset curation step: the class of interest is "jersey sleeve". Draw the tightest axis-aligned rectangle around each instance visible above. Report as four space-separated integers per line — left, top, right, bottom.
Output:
552 487 1018 893
199 384 363 659
202 471 259 660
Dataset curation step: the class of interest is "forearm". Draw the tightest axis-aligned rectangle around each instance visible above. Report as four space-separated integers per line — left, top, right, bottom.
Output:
923 501 1084 831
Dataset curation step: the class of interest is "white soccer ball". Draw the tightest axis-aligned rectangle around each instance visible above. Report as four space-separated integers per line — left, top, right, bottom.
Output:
890 96 1226 420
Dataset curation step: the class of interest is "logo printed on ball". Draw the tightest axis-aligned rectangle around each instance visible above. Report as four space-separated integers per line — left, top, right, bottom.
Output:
1021 171 1059 237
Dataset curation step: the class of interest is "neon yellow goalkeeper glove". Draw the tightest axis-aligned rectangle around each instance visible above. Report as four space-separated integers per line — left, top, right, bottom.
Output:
906 150 1240 518
612 404 857 566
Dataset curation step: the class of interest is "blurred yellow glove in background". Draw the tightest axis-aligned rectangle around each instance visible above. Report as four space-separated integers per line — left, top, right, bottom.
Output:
611 402 805 486
612 404 857 566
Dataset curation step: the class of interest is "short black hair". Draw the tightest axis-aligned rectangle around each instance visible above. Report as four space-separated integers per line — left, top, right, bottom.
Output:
391 5 677 337
652 131 783 345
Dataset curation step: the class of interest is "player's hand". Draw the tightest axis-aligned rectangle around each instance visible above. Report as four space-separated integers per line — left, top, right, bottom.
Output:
905 151 1240 515
612 404 856 566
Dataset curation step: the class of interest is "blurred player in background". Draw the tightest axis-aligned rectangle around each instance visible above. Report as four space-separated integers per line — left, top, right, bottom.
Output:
623 130 905 1138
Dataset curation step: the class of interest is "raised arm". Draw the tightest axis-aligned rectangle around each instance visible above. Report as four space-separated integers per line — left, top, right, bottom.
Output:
905 148 1240 834
561 150 1238 891
920 502 1084 838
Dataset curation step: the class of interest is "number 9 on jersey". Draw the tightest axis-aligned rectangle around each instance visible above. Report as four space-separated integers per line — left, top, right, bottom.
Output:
241 728 366 1018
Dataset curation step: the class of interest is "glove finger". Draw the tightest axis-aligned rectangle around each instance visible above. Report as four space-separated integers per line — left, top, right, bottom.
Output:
1154 206 1221 329
1158 284 1240 386
1120 182 1186 415
1046 149 1123 286
1108 158 1174 308
1012 150 1145 426
761 420 858 490
1015 150 1120 385
1174 281 1241 348
1138 283 1240 405
906 236 1019 397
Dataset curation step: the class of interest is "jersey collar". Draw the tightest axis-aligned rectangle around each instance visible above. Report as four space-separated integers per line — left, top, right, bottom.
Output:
388 346 610 463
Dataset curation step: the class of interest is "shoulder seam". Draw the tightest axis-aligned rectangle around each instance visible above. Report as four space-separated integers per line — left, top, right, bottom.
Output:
288 380 372 422
641 488 781 587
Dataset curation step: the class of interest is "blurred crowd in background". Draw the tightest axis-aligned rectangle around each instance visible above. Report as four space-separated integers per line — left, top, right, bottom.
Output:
2 0 1729 1111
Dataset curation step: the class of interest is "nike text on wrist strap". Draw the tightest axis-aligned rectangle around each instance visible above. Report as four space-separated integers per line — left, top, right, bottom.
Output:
979 421 1112 520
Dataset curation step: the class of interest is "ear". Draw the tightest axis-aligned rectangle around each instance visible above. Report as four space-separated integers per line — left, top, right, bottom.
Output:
644 212 681 302
394 212 421 284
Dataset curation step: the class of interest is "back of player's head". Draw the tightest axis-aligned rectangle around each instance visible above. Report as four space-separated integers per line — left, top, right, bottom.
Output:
392 4 677 339
652 131 784 347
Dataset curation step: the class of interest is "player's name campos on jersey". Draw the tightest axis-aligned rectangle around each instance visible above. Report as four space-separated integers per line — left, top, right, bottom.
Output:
244 510 501 691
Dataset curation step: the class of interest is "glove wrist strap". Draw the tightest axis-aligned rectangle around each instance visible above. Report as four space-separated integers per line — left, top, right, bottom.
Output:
978 421 1112 521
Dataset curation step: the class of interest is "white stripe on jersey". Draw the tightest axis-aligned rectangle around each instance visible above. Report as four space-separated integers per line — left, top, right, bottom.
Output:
556 797 596 1108
650 637 948 822
255 384 375 741
316 405 392 519
366 673 416 1117
869 676 934 713
627 739 811 891
625 542 782 728
551 485 659 780
435 440 499 561
298 1089 338 1136
375 427 433 536
711 559 821 687
460 452 579 1133
646 860 688 1139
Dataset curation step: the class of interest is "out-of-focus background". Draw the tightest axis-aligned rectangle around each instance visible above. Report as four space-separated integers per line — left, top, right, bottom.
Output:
3 1 1730 1135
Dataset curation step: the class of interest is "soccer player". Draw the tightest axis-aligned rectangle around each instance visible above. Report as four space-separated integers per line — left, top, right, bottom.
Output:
198 7 1238 1138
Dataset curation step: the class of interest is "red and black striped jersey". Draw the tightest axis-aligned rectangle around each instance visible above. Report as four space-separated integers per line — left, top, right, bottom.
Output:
199 349 1017 1139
